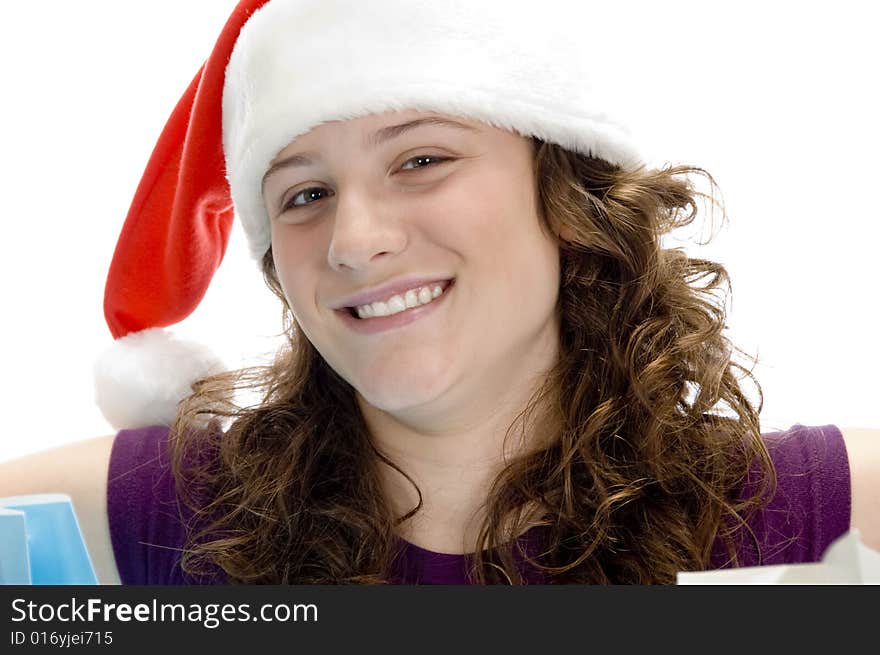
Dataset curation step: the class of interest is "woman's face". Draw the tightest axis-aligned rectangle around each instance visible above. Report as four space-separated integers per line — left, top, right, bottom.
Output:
263 109 560 419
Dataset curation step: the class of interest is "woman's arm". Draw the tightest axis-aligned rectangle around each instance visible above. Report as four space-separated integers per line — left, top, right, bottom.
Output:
840 427 880 551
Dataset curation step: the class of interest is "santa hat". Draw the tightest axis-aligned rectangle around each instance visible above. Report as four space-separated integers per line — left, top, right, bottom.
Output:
95 0 644 430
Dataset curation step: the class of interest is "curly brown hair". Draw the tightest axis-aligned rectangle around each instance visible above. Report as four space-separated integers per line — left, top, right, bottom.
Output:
168 138 776 584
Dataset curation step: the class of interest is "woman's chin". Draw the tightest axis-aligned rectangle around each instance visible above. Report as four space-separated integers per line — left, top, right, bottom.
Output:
357 387 440 415
354 373 452 415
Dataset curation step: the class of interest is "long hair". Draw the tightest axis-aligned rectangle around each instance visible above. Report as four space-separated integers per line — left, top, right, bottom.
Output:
168 138 776 584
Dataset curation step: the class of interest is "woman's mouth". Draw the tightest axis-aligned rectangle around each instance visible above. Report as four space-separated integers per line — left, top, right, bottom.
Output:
350 279 453 319
337 279 455 335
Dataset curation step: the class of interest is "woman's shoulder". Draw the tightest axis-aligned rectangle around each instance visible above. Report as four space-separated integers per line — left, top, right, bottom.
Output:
108 424 226 585
710 423 851 569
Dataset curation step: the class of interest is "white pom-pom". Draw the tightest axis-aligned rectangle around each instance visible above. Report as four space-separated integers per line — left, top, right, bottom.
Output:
94 328 226 430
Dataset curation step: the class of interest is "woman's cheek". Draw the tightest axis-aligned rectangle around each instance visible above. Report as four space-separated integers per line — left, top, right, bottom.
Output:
424 186 499 247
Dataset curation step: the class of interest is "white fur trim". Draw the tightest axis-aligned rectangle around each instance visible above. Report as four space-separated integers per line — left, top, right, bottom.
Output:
222 0 644 261
94 328 226 430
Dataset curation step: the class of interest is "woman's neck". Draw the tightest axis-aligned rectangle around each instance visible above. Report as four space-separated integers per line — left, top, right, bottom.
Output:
361 382 559 555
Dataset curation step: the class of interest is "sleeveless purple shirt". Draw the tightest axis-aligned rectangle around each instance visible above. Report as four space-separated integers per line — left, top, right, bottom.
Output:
107 423 851 584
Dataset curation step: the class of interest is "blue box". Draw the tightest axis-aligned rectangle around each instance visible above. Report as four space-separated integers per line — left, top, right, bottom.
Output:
0 494 98 585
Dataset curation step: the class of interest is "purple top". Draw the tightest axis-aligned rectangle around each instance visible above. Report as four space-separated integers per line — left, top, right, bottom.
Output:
107 423 851 584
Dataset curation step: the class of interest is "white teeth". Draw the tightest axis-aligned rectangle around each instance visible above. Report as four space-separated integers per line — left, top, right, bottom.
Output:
354 282 449 319
387 295 406 313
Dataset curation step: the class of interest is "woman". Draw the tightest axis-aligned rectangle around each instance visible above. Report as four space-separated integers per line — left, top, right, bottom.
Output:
3 0 877 585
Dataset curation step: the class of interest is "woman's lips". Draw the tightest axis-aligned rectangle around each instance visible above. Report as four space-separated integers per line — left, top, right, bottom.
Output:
336 279 454 335
336 277 453 310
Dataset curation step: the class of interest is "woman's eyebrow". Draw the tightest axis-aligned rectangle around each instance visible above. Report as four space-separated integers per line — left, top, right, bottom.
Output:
365 116 480 148
262 116 480 188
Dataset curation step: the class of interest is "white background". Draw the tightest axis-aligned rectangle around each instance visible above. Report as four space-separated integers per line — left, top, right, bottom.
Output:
0 1 876 462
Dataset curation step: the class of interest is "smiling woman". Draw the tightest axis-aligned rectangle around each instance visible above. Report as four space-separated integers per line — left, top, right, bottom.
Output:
264 110 560 428
3 0 877 586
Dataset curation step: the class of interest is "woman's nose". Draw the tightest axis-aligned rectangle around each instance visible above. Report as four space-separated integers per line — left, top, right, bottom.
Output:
326 189 408 272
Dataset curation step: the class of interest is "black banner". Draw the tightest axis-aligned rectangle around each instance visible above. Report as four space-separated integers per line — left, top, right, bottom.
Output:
1 585 874 652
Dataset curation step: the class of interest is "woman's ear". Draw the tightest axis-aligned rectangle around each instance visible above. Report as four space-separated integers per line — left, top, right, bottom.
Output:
558 224 577 243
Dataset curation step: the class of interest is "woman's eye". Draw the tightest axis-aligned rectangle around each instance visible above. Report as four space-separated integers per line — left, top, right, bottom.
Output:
280 154 449 213
400 154 449 171
283 187 330 212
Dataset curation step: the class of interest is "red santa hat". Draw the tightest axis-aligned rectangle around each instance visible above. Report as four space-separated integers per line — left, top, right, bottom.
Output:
95 0 643 430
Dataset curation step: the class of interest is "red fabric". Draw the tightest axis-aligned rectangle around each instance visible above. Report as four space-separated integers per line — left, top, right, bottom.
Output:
103 0 270 339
